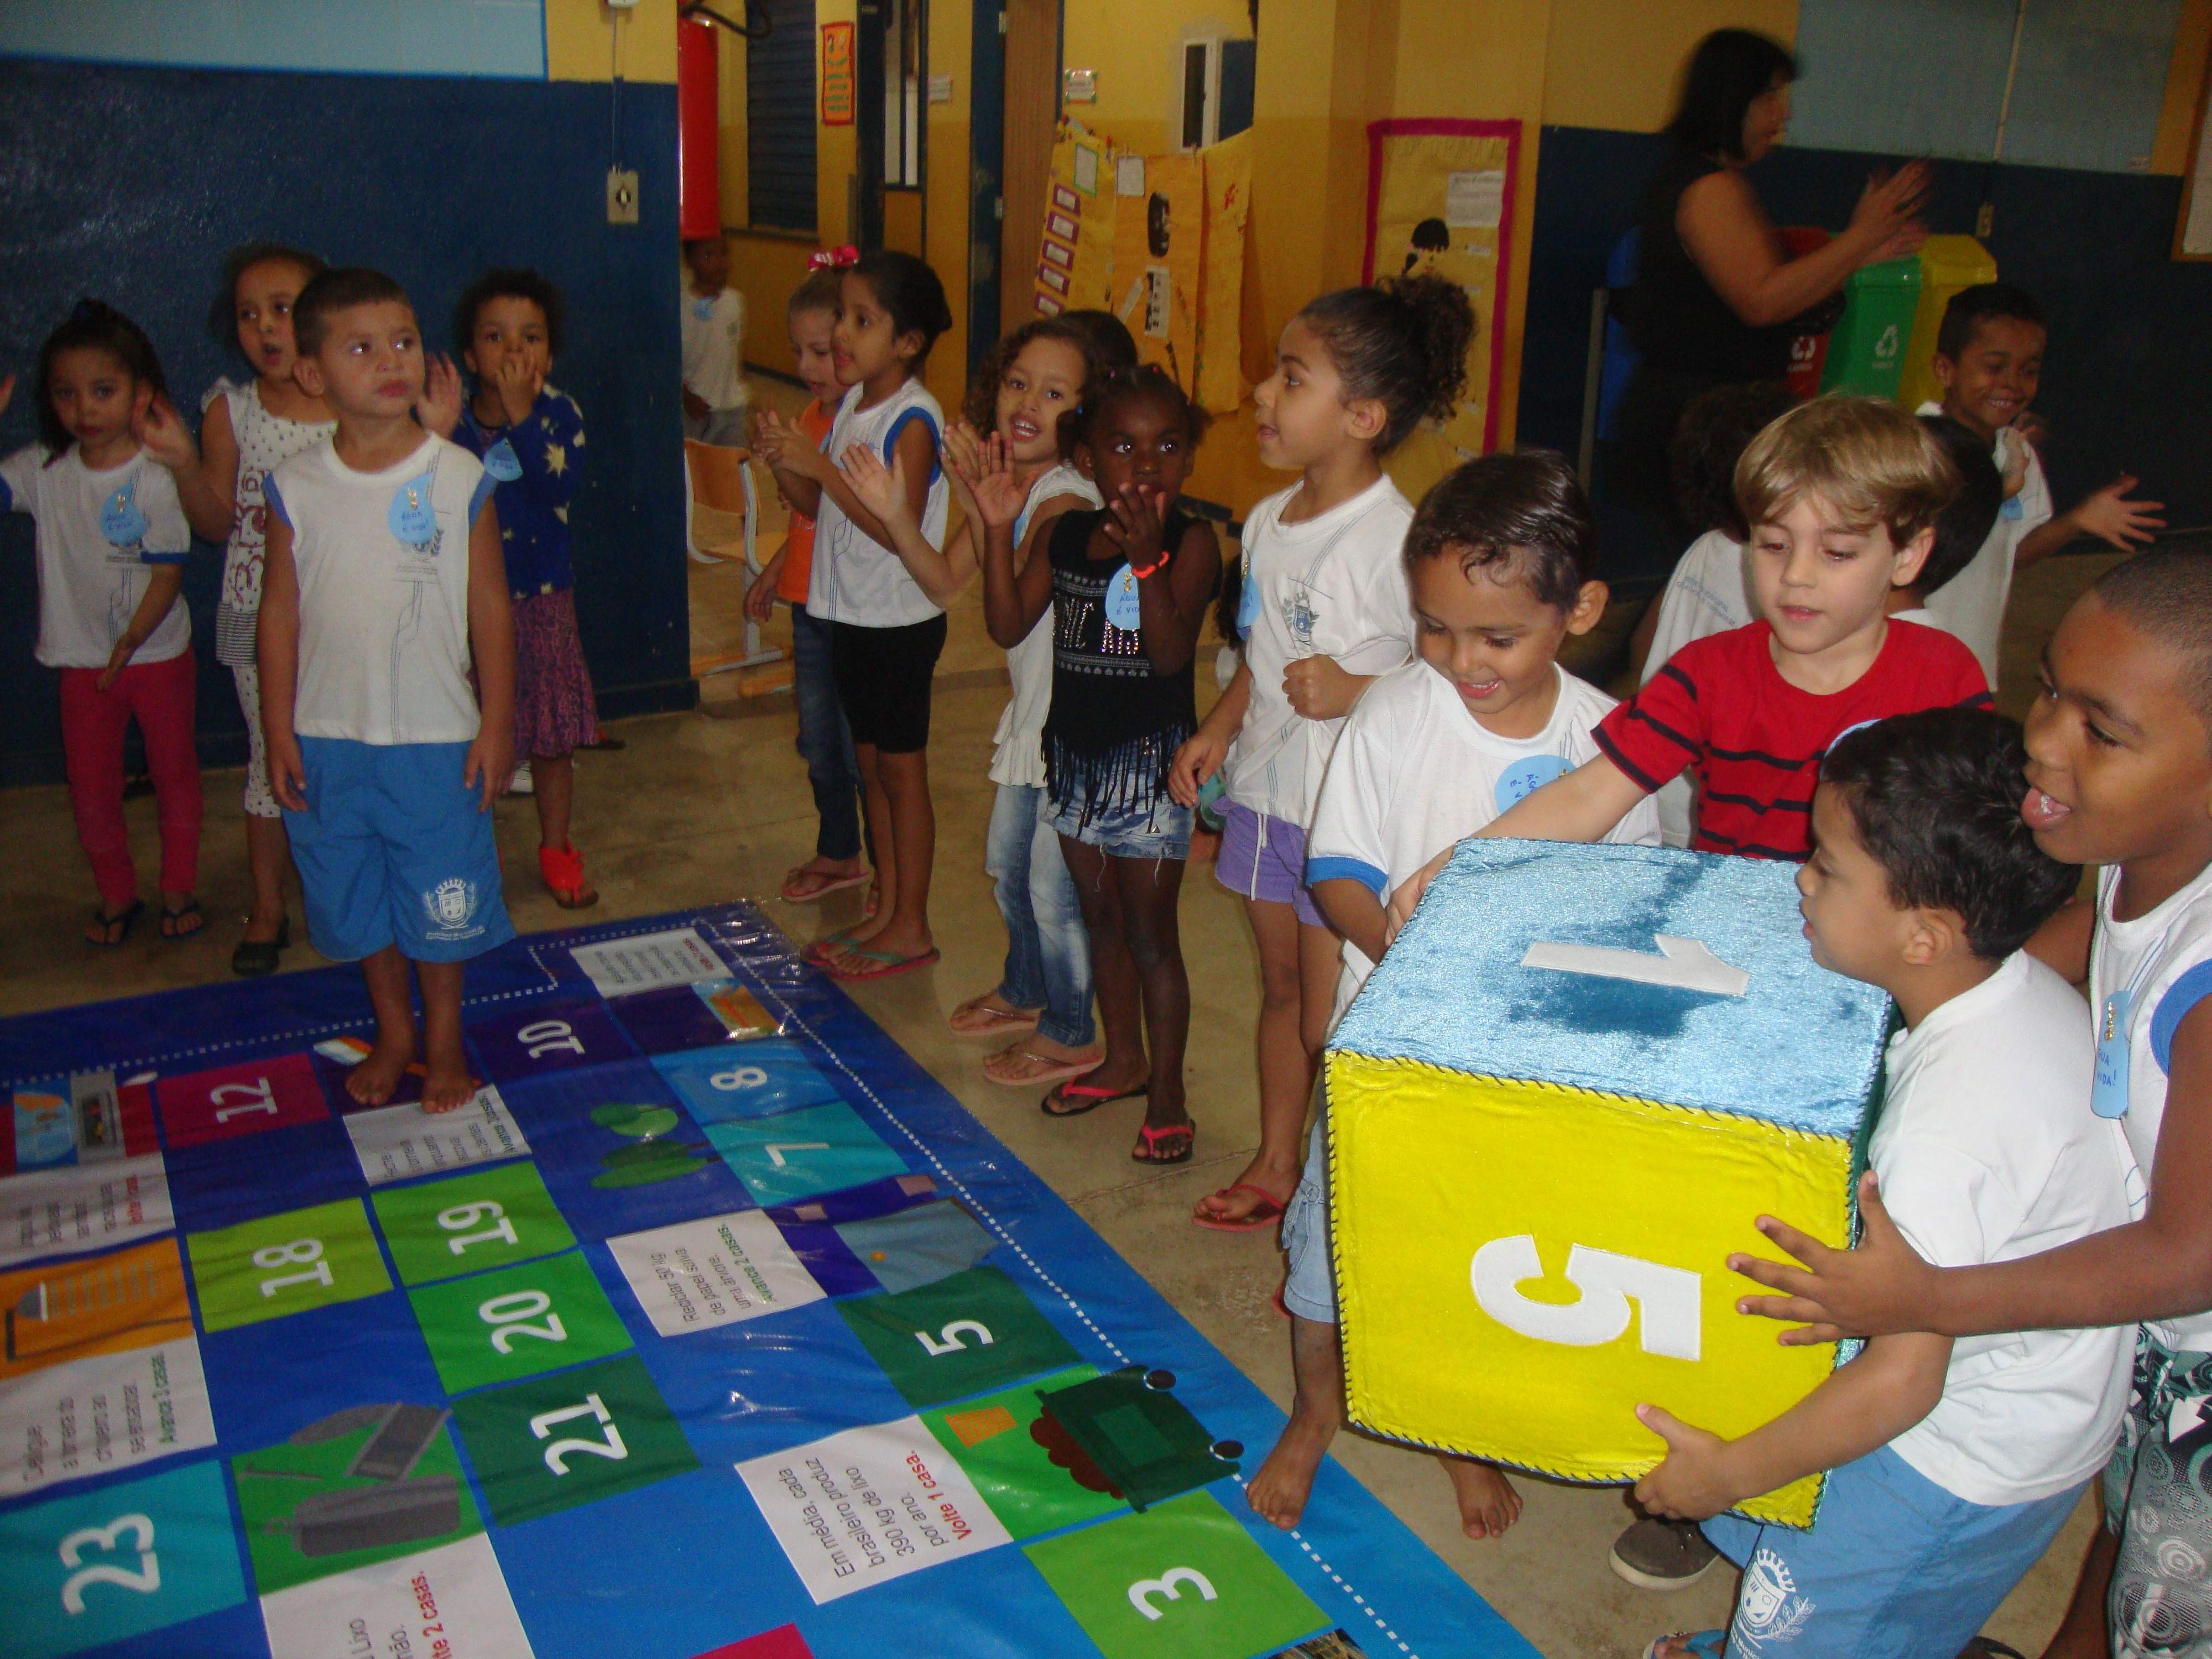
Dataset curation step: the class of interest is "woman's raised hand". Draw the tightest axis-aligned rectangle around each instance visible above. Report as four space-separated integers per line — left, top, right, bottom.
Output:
1849 160 1931 264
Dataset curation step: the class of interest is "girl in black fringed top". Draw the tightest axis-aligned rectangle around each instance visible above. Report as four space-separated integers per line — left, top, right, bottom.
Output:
965 366 1221 1165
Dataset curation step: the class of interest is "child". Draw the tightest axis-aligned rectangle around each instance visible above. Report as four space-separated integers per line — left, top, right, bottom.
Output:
1168 272 1476 1232
1918 282 2163 682
1630 379 1799 845
747 269 870 910
1888 413 2003 628
1640 707 2131 1659
1253 452 1660 1541
257 268 515 1111
2 302 202 946
1728 550 2212 1659
968 365 1220 1151
933 317 1119 1088
754 250 959 982
439 268 600 910
680 233 748 445
135 243 335 974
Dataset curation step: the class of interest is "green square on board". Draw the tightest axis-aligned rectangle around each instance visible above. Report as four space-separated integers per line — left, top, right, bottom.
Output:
448 1354 698 1527
836 1264 1080 1408
406 1249 633 1394
372 1161 575 1285
186 1197 391 1332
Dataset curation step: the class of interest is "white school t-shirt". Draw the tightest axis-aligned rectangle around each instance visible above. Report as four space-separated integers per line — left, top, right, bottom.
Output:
1222 475 1415 827
1872 951 2133 1506
805 379 950 629
268 434 493 745
2092 859 2212 1352
1642 529 1755 848
1305 660 1661 1015
989 462 1102 788
1915 403 2052 685
1 444 190 669
681 285 748 414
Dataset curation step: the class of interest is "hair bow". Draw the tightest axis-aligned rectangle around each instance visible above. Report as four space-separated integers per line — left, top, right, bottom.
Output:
808 245 859 272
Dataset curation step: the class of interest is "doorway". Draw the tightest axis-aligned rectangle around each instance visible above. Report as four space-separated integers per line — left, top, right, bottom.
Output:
967 0 1062 369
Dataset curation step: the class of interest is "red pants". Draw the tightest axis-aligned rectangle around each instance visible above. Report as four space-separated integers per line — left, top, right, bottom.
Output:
59 651 202 910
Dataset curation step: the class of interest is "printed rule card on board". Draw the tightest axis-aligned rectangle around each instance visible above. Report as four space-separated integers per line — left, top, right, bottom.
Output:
571 927 728 997
2 1152 174 1267
1445 168 1505 229
607 1209 825 1337
344 1088 529 1186
737 1414 1014 1603
257 1532 535 1659
3 1335 216 1495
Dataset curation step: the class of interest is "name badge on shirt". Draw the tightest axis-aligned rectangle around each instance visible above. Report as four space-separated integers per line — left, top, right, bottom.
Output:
1235 552 1259 639
692 296 716 321
2093 988 2132 1119
100 478 148 547
483 440 523 482
389 472 439 552
1495 754 1572 812
2000 494 2026 521
1105 564 1144 631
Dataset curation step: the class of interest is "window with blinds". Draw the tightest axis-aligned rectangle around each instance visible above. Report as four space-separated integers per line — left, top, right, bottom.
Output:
748 0 818 232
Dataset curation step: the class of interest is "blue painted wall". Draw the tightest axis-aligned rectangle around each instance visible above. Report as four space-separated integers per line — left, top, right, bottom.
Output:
0 56 690 787
1518 125 2212 579
0 0 546 79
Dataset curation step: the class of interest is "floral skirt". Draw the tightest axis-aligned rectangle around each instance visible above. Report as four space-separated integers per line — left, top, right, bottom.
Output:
513 588 601 759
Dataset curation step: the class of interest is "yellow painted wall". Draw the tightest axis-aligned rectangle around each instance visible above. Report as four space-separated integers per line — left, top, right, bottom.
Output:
546 0 678 82
1542 1 1796 132
2152 0 2212 176
1061 0 1253 156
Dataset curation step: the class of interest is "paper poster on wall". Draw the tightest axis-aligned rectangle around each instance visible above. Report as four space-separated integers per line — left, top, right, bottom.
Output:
1364 119 1522 458
1198 131 1253 414
819 22 855 127
1111 153 1204 389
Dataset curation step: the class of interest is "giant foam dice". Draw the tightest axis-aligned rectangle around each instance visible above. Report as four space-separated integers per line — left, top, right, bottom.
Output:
1325 839 1892 1526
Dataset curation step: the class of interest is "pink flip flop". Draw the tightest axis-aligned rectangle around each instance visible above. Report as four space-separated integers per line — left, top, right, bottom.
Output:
781 867 871 904
823 944 941 983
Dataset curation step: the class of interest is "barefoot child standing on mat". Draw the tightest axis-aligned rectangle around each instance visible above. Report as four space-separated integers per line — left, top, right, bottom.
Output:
972 366 1220 1159
258 268 515 1111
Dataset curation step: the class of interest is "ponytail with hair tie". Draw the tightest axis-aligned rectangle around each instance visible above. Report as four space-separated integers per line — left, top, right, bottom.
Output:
1297 273 1476 454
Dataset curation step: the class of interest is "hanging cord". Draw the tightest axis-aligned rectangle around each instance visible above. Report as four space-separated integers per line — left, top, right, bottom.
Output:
681 1 772 40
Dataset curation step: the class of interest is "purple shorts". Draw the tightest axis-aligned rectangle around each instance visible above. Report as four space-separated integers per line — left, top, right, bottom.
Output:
1215 800 1327 928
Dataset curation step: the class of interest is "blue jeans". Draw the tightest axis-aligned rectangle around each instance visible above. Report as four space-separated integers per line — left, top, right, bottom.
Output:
986 783 1095 1048
790 604 864 862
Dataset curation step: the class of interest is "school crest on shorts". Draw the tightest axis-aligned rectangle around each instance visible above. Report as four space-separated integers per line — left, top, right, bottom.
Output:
421 877 484 941
1733 1548 1814 1650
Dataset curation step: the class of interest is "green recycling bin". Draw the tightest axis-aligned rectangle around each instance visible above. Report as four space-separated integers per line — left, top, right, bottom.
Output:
1818 254 1922 400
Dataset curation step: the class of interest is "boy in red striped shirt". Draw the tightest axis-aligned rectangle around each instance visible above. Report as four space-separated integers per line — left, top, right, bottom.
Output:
1384 395 1990 1589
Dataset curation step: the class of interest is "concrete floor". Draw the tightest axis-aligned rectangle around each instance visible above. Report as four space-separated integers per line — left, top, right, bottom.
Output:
0 454 2151 1653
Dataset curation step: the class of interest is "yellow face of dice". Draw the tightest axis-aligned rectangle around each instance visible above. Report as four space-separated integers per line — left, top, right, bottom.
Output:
1327 1052 1854 1527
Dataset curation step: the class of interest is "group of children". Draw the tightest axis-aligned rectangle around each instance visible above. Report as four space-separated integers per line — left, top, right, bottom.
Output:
6 252 603 1103
9 227 2205 1655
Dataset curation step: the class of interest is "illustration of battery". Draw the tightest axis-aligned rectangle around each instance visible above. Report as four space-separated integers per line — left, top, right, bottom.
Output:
70 1068 124 1162
282 1475 463 1556
5 1247 184 1361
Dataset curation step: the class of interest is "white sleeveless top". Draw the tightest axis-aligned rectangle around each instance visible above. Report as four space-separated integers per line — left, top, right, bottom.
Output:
804 379 950 629
208 378 336 666
990 462 1102 788
269 434 492 745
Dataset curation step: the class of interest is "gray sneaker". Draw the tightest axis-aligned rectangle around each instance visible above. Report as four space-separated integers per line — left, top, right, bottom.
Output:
1609 1516 1720 1590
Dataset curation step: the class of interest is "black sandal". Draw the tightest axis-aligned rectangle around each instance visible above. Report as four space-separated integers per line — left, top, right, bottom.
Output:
160 899 206 940
231 915 291 977
85 899 144 948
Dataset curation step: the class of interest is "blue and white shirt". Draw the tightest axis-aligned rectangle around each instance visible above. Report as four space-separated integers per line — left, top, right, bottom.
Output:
453 387 585 598
1 444 190 669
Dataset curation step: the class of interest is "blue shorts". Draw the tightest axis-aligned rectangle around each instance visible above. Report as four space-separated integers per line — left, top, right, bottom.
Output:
284 738 515 964
1699 1444 2083 1658
1281 1115 1335 1323
1044 774 1193 862
1215 800 1326 928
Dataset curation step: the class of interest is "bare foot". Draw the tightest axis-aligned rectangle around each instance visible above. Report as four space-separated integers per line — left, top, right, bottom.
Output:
347 1035 418 1107
1439 1455 1521 1541
420 1057 479 1114
1248 1406 1335 1529
1193 1152 1298 1226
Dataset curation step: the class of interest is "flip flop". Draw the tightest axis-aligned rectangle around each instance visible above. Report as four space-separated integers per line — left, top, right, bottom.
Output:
802 927 861 966
823 944 941 983
1643 1634 1726 1659
781 865 871 903
948 997 1042 1040
232 915 291 978
1191 1182 1288 1234
1133 1119 1196 1165
1041 1076 1150 1117
983 1046 1102 1089
85 899 144 948
159 899 205 940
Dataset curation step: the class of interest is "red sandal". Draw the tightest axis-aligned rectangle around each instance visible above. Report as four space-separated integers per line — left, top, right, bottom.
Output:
1132 1118 1195 1164
539 844 599 910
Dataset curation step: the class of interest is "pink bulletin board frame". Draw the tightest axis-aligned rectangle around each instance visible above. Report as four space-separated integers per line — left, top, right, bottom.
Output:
1363 117 1522 455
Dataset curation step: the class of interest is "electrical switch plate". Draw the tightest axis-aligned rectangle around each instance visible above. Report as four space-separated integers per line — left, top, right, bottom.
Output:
607 166 640 226
604 0 640 9
1976 202 1995 239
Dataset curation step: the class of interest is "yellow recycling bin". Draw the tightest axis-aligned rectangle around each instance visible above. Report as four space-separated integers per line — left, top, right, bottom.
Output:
1896 234 1999 413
